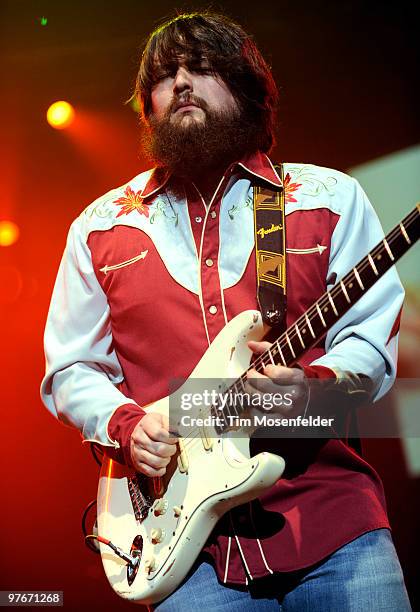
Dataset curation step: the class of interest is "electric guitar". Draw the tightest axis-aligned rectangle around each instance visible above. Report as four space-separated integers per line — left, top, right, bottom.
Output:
96 205 420 604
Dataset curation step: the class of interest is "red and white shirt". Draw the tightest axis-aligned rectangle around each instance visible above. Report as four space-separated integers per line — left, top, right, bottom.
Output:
41 151 404 583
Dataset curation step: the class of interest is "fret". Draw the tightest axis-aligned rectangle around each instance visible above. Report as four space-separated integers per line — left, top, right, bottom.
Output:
285 332 296 358
383 239 395 261
316 302 326 327
340 280 351 304
353 266 364 290
268 350 276 365
327 291 338 316
400 222 411 244
305 313 315 338
295 323 305 348
235 378 246 402
276 341 287 366
230 384 240 417
368 253 378 276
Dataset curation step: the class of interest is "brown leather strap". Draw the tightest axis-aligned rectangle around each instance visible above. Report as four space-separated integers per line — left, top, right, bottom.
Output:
253 163 286 331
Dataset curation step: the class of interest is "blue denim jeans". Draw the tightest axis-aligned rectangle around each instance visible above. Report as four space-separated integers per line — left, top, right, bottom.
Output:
152 529 411 611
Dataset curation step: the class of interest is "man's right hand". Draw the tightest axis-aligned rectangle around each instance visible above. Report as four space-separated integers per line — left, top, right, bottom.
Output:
130 413 178 477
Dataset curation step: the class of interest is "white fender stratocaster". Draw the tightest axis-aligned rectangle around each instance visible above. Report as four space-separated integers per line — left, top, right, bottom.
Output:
96 206 419 605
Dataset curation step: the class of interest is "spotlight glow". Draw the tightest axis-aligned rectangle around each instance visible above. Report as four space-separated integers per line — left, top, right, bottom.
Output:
0 220 20 247
47 101 75 129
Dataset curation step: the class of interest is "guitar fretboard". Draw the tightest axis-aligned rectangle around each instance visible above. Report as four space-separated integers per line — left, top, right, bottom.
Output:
212 205 420 432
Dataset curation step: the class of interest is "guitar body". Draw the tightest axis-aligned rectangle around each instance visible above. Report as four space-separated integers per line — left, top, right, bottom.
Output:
97 310 286 604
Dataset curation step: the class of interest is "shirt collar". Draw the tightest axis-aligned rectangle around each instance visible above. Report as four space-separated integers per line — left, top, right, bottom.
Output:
139 151 282 199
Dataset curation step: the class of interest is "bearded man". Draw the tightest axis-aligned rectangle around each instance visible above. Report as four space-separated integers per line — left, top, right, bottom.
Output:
41 11 411 611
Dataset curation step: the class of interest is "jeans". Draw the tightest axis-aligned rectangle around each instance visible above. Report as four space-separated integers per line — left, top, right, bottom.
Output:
152 528 411 611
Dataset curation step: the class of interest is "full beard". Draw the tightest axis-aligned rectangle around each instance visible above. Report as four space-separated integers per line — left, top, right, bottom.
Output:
141 100 260 180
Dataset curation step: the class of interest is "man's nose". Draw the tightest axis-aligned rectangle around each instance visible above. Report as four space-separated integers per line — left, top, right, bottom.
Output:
173 66 193 95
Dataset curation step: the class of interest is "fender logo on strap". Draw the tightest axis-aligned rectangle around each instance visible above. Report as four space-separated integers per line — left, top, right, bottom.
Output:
257 223 282 239
100 250 149 274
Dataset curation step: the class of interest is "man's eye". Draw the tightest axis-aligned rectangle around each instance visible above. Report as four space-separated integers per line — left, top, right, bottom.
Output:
155 72 170 81
191 66 212 75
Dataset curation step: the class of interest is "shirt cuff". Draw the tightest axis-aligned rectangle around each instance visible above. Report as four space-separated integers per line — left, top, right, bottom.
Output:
302 365 337 380
104 403 146 468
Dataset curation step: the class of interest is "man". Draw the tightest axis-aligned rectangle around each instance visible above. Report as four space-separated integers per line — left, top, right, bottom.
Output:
41 11 411 611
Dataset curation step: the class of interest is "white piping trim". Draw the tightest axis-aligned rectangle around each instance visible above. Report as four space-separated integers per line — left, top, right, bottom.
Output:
266 156 284 185
99 250 148 274
191 182 211 214
208 174 227 208
249 502 274 574
216 205 229 326
234 535 253 579
140 168 171 200
184 185 199 260
237 162 282 189
229 512 253 580
192 183 212 347
286 245 327 255
223 536 232 583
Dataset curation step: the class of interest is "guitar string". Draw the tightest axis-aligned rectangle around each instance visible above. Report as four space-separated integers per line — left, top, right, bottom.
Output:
177 211 419 450
179 211 419 449
250 209 418 373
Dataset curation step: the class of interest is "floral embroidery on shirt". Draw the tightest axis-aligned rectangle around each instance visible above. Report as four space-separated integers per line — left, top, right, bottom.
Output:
113 186 149 218
286 166 337 197
283 173 302 203
228 194 253 220
149 196 179 227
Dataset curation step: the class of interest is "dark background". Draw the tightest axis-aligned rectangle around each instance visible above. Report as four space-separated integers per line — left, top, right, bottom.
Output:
1 1 419 610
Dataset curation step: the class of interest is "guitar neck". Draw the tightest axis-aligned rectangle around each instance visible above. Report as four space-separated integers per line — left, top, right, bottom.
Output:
214 205 420 429
259 204 420 371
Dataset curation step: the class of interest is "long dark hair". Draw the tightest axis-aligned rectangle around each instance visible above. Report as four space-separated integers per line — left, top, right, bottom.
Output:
135 11 279 153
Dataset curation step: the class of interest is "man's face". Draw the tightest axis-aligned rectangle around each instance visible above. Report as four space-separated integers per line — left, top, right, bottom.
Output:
142 55 257 178
149 58 238 126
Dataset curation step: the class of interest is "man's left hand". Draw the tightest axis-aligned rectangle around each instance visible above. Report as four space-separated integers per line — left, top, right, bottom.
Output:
245 340 308 417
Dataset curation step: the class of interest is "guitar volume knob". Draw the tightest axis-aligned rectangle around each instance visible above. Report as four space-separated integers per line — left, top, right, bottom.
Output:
153 498 168 516
151 528 164 544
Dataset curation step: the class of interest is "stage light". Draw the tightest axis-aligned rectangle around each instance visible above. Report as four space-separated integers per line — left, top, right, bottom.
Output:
47 101 75 129
0 220 19 247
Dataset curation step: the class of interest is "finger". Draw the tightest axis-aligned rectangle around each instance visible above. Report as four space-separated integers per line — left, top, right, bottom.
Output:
143 414 178 444
133 448 172 470
247 340 272 354
262 364 304 384
244 373 279 395
132 427 178 457
135 463 167 478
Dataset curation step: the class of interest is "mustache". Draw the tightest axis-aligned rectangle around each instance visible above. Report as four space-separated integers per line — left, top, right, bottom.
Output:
167 94 209 115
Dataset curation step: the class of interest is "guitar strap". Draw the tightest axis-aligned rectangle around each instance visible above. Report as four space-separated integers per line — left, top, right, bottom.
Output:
253 162 287 335
252 165 363 455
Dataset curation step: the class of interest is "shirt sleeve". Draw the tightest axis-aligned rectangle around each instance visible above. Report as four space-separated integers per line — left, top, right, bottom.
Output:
40 216 145 451
310 177 404 400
